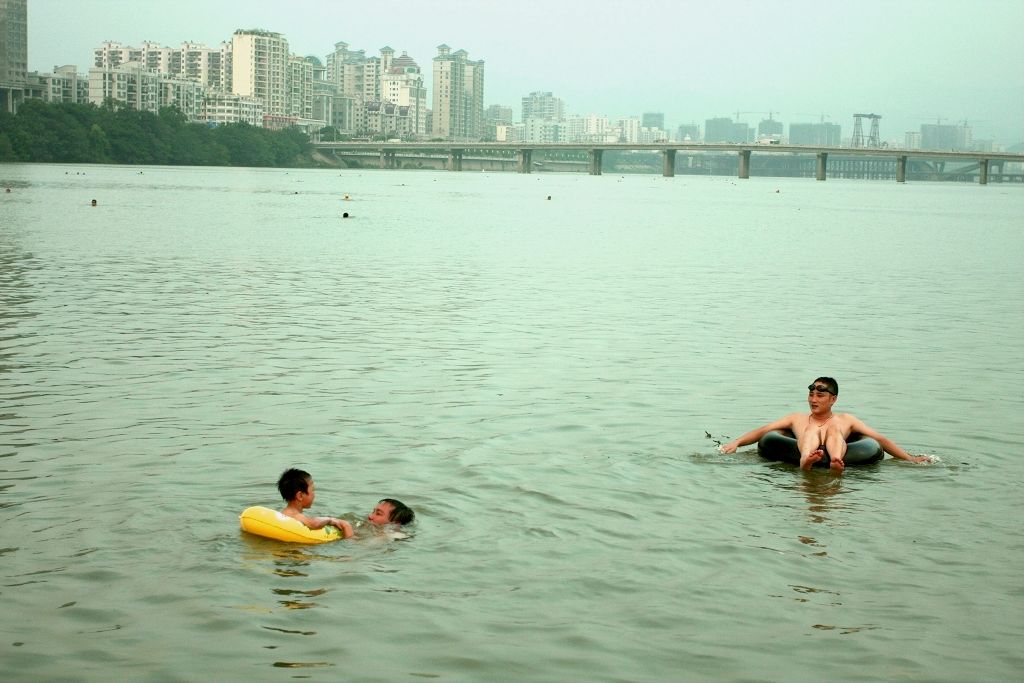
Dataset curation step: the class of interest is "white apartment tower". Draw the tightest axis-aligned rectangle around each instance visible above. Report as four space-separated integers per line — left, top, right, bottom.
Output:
381 51 427 137
432 44 484 140
231 29 289 117
287 55 313 119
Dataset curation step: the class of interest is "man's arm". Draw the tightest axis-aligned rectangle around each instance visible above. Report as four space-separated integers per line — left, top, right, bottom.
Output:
719 414 797 454
850 418 931 464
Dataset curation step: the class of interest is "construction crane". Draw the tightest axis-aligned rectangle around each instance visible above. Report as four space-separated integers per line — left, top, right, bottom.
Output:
793 113 831 124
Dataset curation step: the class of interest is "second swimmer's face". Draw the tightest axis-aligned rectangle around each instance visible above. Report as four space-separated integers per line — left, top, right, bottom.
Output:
368 501 396 525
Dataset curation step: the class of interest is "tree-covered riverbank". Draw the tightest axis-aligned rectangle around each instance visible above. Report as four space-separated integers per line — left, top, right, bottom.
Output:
0 100 313 167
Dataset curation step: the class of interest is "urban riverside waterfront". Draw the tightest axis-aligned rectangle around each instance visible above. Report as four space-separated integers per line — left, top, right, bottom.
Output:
3 1 1024 682
1 163 1023 682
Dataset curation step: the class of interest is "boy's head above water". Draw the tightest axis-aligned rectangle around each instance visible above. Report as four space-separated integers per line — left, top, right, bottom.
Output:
368 498 415 526
277 468 313 504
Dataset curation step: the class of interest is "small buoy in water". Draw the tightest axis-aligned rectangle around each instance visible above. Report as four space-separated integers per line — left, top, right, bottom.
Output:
90 199 97 206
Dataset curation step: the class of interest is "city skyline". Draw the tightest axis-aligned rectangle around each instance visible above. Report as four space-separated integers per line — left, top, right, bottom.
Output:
23 0 1024 146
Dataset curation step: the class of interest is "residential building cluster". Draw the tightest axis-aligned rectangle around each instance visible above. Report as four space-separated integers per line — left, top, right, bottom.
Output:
0 0 1004 150
0 0 480 140
73 32 475 139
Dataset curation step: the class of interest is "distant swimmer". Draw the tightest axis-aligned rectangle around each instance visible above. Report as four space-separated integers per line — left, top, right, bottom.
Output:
718 376 933 472
342 212 350 218
343 194 351 200
90 199 97 206
546 195 552 200
4 188 10 193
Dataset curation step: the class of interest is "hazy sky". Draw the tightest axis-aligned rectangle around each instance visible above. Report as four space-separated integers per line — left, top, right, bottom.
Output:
27 0 1024 144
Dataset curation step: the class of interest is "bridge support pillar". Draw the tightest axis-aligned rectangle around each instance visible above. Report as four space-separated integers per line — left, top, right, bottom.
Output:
738 150 750 179
517 149 532 173
816 152 828 181
448 150 463 171
662 149 676 177
979 159 989 185
896 155 906 183
588 149 603 175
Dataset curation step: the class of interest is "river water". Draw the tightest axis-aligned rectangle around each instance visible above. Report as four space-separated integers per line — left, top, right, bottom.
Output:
1 163 1022 682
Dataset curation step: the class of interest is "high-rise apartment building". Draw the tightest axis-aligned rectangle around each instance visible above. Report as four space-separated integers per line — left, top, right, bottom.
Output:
705 117 751 143
485 105 513 125
788 122 841 146
642 112 664 130
921 123 970 151
232 29 289 118
0 0 27 113
287 55 313 119
325 42 423 135
381 51 427 137
432 45 484 140
522 91 564 122
676 123 700 141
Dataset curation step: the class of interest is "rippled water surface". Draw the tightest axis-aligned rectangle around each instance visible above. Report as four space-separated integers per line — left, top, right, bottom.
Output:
1 164 1022 682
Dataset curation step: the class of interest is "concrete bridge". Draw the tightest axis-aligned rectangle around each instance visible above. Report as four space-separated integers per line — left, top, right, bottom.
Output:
313 141 1024 184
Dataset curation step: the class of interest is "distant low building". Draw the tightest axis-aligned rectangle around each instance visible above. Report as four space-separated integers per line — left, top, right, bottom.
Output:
29 65 89 104
202 91 263 126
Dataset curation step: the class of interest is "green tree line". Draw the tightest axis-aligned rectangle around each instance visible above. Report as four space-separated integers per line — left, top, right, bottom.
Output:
0 100 312 167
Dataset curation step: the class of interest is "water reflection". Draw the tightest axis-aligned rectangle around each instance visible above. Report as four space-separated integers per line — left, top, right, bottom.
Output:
796 472 847 525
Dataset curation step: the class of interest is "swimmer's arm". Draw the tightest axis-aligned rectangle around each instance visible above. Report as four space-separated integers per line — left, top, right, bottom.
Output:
720 415 797 454
305 516 355 538
850 419 930 464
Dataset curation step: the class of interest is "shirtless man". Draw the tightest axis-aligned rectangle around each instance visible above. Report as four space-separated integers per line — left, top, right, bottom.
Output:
718 377 931 471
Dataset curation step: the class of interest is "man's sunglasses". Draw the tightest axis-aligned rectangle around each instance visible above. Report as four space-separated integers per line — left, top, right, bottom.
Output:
808 384 836 396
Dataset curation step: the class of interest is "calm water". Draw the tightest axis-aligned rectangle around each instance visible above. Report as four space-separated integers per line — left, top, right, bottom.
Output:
1 164 1022 682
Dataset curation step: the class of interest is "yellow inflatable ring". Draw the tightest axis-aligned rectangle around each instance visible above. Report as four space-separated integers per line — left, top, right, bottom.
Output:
239 506 344 544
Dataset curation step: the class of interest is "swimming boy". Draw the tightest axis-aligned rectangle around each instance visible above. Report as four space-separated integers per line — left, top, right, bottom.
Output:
277 468 354 538
718 377 931 472
367 498 415 526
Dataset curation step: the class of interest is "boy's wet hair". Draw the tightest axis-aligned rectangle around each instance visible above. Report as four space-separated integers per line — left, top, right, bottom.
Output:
278 468 311 501
381 498 415 525
813 376 839 395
